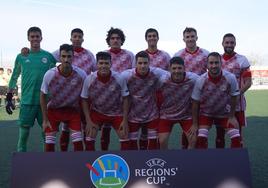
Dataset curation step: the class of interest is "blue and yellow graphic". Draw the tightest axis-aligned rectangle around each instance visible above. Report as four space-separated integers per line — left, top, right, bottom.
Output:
86 154 130 188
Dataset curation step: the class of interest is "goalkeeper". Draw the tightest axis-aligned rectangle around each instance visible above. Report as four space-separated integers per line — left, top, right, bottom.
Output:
6 26 56 152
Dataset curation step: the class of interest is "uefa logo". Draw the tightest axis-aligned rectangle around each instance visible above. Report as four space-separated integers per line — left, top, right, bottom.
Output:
86 154 130 188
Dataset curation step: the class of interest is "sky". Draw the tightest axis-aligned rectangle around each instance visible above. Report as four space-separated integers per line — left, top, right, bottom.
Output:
0 0 268 68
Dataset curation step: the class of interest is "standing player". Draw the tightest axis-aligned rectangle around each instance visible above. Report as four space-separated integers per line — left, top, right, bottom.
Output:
145 28 171 70
121 51 167 150
6 26 56 152
100 27 135 150
174 27 209 149
192 52 241 149
40 44 86 151
53 28 96 151
136 28 171 150
158 57 199 149
215 33 252 148
81 51 130 151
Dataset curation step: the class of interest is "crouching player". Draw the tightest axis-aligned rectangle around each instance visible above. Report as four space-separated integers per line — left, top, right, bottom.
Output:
121 51 167 150
81 51 129 151
157 57 199 149
191 52 241 148
40 44 86 151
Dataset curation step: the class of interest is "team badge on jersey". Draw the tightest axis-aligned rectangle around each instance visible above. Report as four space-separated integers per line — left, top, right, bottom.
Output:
25 59 31 63
220 84 227 91
86 154 130 188
42 57 48 64
109 85 116 91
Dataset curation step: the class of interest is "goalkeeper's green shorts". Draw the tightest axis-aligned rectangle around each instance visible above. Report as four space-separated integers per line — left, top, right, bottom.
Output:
18 104 42 127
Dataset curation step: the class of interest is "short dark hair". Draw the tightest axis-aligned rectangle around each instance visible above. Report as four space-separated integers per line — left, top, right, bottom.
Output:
106 27 125 46
60 44 73 53
169 56 184 66
207 52 221 61
71 28 84 36
145 28 159 39
183 27 197 35
96 51 111 62
223 33 236 41
0 68 4 71
27 26 42 37
135 51 149 61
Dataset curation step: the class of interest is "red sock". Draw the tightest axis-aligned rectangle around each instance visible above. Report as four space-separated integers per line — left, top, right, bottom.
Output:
73 141 84 151
45 143 55 152
148 139 158 150
231 137 242 148
101 127 111 151
239 126 244 147
120 140 130 150
196 137 208 149
129 140 138 150
216 126 225 148
85 140 95 151
181 132 188 149
60 131 70 151
139 139 148 150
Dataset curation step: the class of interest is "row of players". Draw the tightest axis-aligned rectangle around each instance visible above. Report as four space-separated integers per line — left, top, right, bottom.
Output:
5 26 251 151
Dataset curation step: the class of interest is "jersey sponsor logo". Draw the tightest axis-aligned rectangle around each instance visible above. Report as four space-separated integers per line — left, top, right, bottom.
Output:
82 54 88 60
195 56 203 62
42 57 48 64
86 154 130 188
225 104 231 112
120 55 127 62
134 158 179 185
148 80 155 86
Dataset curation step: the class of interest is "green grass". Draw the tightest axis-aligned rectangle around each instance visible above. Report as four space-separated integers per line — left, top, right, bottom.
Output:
0 90 268 188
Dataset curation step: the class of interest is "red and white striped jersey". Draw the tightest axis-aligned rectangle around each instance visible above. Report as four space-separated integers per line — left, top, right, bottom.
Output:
192 70 240 117
106 49 135 73
41 66 86 109
221 53 250 111
81 71 129 116
174 47 209 75
146 50 171 70
159 72 199 120
53 48 96 75
121 67 168 123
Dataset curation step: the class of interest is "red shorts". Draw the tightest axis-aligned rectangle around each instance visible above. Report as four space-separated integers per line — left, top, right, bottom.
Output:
158 119 192 133
128 119 159 133
90 110 123 130
46 107 81 133
235 111 246 127
199 115 235 129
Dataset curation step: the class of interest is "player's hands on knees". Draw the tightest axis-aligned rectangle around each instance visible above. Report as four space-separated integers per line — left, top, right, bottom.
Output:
86 121 98 138
227 116 239 129
118 120 128 139
42 119 52 132
21 47 30 56
5 92 15 115
187 124 198 140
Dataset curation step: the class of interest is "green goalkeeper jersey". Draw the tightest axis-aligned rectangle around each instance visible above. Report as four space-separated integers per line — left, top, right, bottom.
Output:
9 49 56 105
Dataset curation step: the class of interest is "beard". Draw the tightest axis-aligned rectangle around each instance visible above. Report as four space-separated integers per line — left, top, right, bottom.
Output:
224 47 234 54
